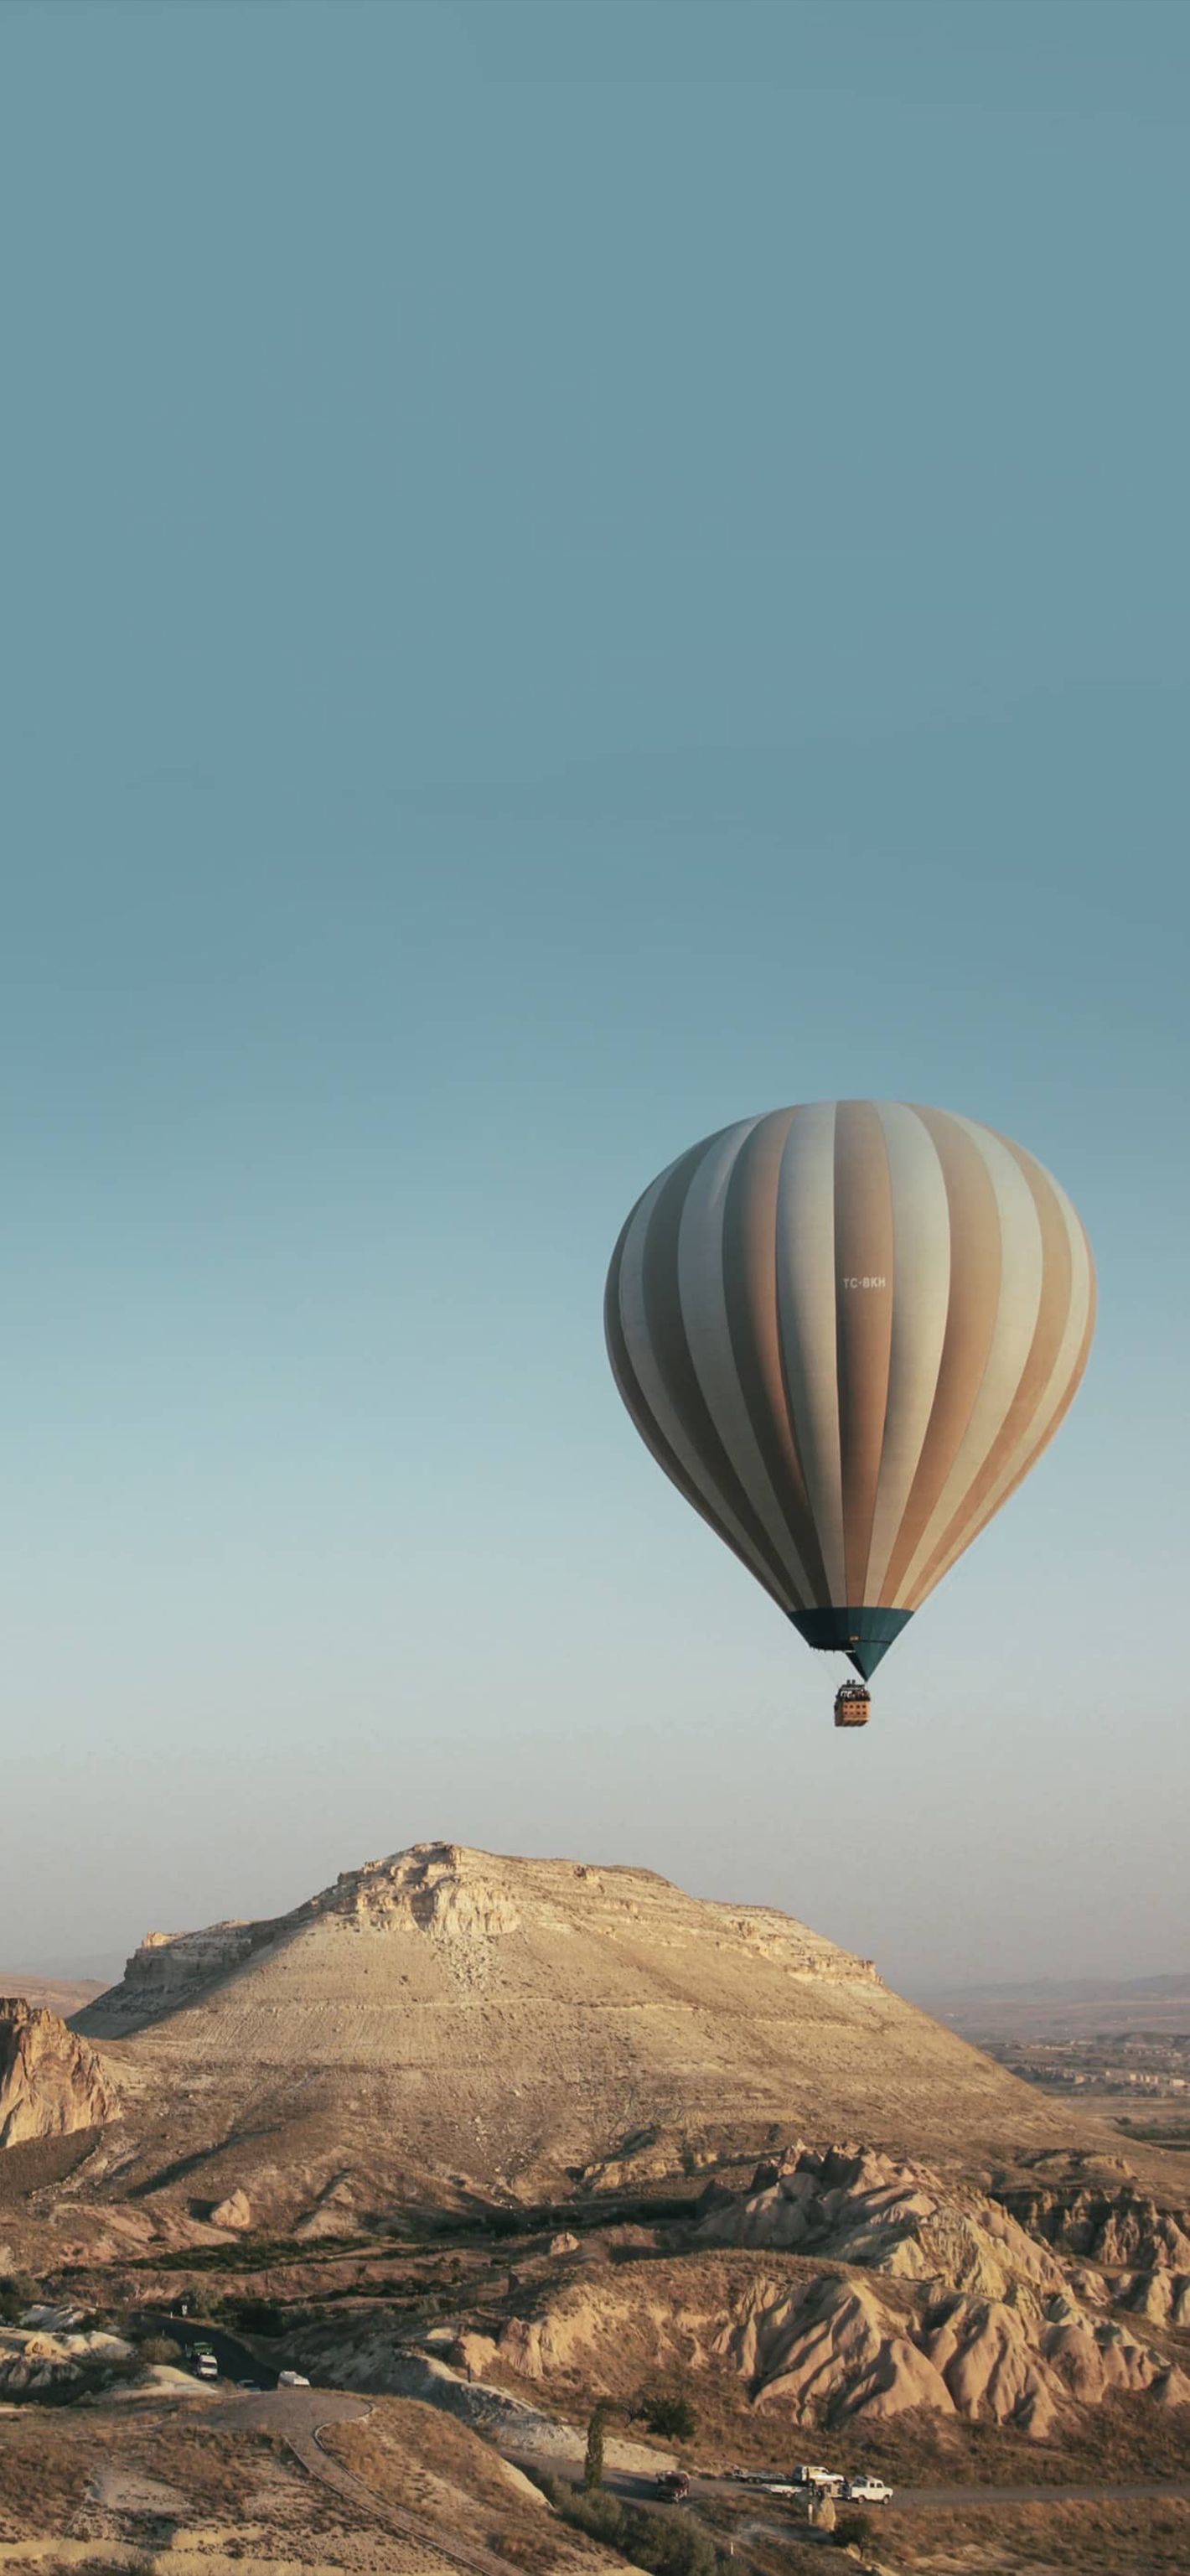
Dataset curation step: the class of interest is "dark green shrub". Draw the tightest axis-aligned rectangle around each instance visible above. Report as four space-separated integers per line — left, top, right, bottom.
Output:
226 2298 283 2336
584 2397 616 2488
556 2483 628 2542
0 2270 40 2321
639 2391 697 2440
542 2475 721 2573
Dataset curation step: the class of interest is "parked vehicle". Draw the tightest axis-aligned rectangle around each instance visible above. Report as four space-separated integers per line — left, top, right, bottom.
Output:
654 2471 691 2501
845 2475 895 2504
192 2351 219 2380
278 2369 311 2387
789 2465 845 2494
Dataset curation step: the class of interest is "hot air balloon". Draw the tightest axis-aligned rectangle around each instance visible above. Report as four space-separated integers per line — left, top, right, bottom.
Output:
604 1101 1094 1725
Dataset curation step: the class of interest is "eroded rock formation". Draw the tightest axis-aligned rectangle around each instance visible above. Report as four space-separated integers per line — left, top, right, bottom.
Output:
495 2139 1190 2440
0 2001 116 2150
696 2138 1068 2297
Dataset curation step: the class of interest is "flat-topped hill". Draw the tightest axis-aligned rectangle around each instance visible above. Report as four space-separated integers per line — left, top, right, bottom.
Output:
60 1842 1084 2237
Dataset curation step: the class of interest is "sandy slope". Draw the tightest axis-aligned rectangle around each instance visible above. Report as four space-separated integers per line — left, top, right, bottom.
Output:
59 1841 1093 2236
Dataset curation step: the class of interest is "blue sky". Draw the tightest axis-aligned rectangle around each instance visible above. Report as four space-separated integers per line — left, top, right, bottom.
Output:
2 0 1187 1989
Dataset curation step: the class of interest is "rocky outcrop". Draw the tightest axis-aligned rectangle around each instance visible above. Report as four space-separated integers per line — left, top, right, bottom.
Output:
1117 2268 1190 2328
0 2325 133 2395
84 1843 882 2033
997 2177 1190 2274
499 2248 1190 2439
992 2174 1190 2341
0 2001 117 2149
210 2187 252 2231
718 2269 954 2422
494 2138 1190 2442
697 2139 1067 2299
292 2174 361 2240
92 1924 261 2024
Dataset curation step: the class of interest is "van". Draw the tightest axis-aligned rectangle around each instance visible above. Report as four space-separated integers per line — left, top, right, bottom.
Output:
845 2476 894 2504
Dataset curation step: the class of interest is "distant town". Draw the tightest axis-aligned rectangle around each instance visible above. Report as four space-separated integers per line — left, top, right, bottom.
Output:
984 2028 1190 2100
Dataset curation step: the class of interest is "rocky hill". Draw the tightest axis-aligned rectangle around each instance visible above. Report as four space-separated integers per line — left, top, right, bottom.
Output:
0 2001 116 2150
466 2140 1190 2445
53 1840 1099 2246
3 1843 1187 2560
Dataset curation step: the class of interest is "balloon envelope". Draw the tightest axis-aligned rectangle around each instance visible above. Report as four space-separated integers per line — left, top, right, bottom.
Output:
604 1101 1095 1676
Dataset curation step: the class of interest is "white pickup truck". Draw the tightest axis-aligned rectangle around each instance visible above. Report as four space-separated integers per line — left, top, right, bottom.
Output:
845 2475 895 2504
789 2465 845 2494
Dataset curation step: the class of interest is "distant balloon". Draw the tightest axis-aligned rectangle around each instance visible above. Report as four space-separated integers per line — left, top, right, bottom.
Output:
604 1101 1094 1711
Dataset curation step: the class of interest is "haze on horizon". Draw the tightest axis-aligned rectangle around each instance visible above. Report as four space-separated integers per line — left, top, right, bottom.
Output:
2 0 1187 2000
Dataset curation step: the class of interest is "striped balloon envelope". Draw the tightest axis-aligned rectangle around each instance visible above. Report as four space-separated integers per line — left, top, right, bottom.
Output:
604 1101 1095 1692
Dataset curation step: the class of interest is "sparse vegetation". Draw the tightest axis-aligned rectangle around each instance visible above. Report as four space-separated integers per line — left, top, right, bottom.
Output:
0 2266 41 2320
6 1853 1190 2575
584 2396 615 2488
887 2496 1190 2572
122 2230 375 2273
542 2475 723 2573
221 2294 284 2335
637 2390 698 2440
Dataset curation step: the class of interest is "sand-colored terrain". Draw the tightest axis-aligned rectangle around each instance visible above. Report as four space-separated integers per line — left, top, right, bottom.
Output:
3 1841 1187 2574
0 2386 629 2574
54 1840 1103 2252
0 1977 106 2020
0 2003 115 2149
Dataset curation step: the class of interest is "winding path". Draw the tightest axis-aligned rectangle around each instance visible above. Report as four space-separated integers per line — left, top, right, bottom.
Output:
210 2387 524 2573
155 2319 521 2568
159 2318 1190 2552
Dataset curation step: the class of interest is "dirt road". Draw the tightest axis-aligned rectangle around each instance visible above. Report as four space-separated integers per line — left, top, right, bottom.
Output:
887 2478 1190 2507
207 2387 521 2573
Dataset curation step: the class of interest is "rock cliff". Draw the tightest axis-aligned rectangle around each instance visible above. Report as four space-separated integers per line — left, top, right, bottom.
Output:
994 2169 1190 2337
0 2001 116 2150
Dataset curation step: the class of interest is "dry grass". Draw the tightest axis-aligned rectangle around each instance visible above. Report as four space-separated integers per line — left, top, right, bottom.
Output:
455 2247 1190 2487
0 2133 104 2207
112 2420 366 2535
891 2497 1190 2573
0 2415 92 2537
319 2397 624 2571
0 2413 355 2547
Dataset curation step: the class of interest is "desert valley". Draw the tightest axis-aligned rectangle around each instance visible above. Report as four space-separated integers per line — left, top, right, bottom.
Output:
2 1843 1187 2576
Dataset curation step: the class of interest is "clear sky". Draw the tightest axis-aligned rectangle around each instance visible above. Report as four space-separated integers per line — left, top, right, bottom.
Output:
2 1 1187 1994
